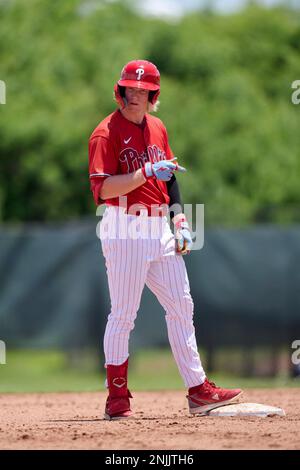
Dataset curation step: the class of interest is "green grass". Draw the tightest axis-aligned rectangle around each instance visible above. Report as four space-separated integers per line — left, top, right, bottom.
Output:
0 348 299 393
0 350 102 393
129 349 300 390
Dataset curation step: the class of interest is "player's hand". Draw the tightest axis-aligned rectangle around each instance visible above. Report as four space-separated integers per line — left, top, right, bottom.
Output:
143 158 186 182
174 214 193 255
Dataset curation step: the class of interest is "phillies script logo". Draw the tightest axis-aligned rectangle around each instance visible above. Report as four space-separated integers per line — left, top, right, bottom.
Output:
119 145 166 173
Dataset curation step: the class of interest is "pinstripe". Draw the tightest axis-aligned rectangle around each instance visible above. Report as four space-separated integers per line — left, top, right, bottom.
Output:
123 237 134 360
104 209 150 365
146 239 205 387
109 239 117 363
104 210 122 364
169 255 200 385
106 237 117 363
115 238 124 362
103 234 115 363
165 256 194 384
145 270 175 313
102 208 205 386
171 256 204 386
119 237 127 362
106 237 114 363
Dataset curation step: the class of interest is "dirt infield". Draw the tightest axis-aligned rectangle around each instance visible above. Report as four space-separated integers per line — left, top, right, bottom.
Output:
0 389 299 450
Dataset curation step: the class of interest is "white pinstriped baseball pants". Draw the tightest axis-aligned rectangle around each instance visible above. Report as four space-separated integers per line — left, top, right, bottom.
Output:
100 206 206 388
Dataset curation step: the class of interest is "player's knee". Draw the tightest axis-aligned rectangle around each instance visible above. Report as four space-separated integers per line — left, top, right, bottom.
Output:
165 297 194 321
107 314 136 331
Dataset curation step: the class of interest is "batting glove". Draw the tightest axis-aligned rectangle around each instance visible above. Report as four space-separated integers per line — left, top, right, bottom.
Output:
142 157 186 182
173 214 193 255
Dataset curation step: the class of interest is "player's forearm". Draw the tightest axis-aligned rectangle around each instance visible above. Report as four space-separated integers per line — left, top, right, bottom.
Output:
166 175 184 221
99 169 146 199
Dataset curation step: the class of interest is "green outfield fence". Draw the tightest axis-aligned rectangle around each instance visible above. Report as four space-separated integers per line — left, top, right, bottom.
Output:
0 220 300 376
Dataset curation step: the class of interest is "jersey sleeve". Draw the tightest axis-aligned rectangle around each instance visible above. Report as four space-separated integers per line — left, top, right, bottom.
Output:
88 135 119 205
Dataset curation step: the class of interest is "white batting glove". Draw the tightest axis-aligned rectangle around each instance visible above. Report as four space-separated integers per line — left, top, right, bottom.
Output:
173 213 193 255
142 158 186 182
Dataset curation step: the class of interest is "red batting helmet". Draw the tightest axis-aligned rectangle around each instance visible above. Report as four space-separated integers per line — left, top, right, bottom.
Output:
114 60 160 108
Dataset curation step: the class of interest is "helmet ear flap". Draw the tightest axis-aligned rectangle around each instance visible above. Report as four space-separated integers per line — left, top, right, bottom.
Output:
149 89 160 104
114 84 127 108
118 85 126 98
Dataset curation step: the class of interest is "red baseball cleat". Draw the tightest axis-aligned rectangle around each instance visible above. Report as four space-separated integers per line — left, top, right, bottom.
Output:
104 359 133 420
187 378 243 415
104 389 133 421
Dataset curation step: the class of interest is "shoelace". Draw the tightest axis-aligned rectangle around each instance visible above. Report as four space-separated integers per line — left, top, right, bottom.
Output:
206 379 221 390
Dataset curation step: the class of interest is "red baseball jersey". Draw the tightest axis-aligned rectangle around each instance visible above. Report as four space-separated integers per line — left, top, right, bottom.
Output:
88 110 174 215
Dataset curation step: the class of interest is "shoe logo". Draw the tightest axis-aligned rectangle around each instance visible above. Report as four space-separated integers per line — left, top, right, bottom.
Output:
124 137 132 144
113 377 126 388
212 393 219 400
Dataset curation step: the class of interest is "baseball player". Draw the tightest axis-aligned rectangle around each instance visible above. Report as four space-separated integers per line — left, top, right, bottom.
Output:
88 60 242 420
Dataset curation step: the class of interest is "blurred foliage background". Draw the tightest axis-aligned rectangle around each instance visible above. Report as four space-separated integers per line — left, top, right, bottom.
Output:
1 0 300 226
